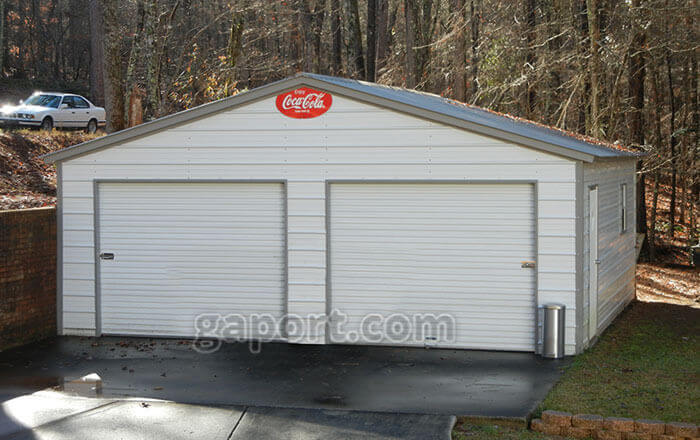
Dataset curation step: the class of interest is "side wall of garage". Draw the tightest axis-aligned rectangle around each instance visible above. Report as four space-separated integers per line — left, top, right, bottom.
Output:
58 93 581 354
582 159 637 346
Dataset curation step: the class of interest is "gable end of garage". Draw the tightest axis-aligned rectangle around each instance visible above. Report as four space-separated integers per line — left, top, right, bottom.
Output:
38 74 639 165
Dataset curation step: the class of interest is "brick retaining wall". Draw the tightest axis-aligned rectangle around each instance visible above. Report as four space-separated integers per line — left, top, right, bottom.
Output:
0 207 57 351
532 410 698 440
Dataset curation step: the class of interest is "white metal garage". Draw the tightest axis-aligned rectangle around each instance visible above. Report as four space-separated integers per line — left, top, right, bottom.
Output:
44 73 641 355
97 182 286 338
328 183 536 351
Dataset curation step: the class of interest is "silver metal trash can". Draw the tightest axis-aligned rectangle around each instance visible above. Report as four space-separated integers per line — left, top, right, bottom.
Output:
542 303 566 359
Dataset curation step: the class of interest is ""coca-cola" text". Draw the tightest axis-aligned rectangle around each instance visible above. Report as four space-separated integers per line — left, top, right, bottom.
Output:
276 87 332 118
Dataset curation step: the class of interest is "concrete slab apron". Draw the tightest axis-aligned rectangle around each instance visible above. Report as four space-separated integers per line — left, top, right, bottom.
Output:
1 395 453 440
230 407 454 440
0 337 569 418
0 392 114 438
4 401 245 440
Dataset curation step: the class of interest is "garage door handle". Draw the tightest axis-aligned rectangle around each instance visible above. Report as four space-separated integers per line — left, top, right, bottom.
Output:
99 253 115 260
521 261 536 268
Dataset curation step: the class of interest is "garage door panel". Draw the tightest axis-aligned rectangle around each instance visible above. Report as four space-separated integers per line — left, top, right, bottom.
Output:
98 182 286 339
329 183 536 351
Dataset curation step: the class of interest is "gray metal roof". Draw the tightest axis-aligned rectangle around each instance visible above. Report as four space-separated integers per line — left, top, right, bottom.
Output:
43 73 639 163
302 73 637 159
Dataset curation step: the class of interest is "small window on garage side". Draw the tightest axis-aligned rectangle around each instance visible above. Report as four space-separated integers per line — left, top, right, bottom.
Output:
620 183 627 233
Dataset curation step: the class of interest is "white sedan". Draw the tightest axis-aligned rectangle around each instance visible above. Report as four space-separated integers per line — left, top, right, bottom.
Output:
0 92 106 133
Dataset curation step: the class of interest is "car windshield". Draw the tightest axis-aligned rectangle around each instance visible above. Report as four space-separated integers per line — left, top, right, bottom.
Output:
24 94 61 108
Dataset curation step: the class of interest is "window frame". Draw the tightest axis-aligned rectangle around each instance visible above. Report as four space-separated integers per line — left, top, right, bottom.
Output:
61 96 75 108
620 183 627 234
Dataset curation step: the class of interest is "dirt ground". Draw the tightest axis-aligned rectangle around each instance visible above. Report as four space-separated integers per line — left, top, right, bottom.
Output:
637 178 698 308
636 262 699 307
0 130 100 210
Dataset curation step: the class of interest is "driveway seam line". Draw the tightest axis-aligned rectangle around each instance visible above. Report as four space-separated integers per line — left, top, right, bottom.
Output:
227 405 248 439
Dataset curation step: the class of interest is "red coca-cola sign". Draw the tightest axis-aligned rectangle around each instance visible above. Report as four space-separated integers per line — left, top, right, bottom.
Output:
276 87 332 119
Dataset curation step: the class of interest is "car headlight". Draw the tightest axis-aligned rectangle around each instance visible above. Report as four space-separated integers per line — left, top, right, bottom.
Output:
19 113 35 119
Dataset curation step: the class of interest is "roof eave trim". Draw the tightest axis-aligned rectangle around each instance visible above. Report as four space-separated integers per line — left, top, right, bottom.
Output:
592 152 646 161
44 73 612 164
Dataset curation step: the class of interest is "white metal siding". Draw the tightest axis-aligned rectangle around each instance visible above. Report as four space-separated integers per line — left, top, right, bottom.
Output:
97 182 286 337
329 183 536 351
59 94 579 353
583 160 636 343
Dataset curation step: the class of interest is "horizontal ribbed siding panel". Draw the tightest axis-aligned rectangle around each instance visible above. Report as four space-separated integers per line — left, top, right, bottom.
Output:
97 182 286 338
329 183 536 351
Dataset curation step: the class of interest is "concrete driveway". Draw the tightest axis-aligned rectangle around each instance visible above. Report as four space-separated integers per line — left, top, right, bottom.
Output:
1 392 454 439
0 337 568 438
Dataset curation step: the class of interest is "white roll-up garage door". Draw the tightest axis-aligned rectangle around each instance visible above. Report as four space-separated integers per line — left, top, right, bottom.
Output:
329 183 536 351
97 182 286 338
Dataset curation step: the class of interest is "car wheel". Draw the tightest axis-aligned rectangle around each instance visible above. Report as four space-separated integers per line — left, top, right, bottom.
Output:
86 119 98 134
40 117 53 132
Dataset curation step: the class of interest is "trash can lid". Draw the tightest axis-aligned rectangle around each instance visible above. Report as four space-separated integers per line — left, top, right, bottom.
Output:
543 303 566 310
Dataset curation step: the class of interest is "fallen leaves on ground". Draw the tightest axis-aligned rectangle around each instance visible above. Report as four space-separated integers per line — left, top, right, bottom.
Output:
0 129 102 210
636 262 699 307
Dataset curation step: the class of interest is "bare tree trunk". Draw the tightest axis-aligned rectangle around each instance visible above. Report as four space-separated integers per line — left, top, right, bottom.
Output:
576 0 589 134
680 178 687 226
679 58 692 226
586 0 600 137
298 0 315 72
650 171 660 260
404 0 417 87
30 0 38 77
376 0 389 75
649 65 665 260
414 0 436 89
469 0 479 100
667 52 677 238
636 162 648 245
152 0 181 113
103 1 125 132
628 0 647 240
348 0 365 77
313 5 324 73
143 0 160 119
128 85 144 127
452 0 466 102
125 0 146 127
0 0 5 75
331 0 342 75
89 0 105 107
367 0 377 81
226 5 243 93
690 49 699 247
523 0 537 118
